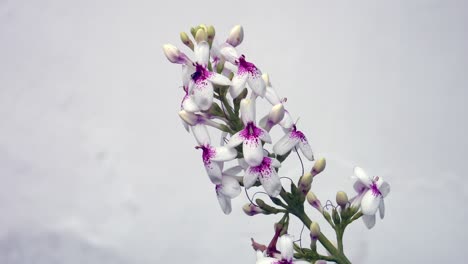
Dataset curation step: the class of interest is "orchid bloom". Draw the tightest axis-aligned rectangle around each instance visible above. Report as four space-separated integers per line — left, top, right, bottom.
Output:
256 235 309 264
273 125 314 161
215 166 242 214
262 73 294 129
227 99 271 166
243 156 282 197
352 167 391 229
221 46 266 98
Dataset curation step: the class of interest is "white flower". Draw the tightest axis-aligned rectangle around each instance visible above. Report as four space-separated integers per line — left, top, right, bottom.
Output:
352 167 391 229
256 235 309 264
196 143 237 184
243 156 282 197
227 99 271 166
221 46 266 98
215 166 242 214
273 125 314 161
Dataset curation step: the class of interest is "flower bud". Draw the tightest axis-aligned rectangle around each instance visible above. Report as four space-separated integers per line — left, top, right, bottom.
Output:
336 191 349 208
180 32 194 50
269 104 285 125
226 25 244 47
311 158 326 177
309 222 321 240
207 25 216 42
162 44 188 64
299 172 313 195
195 28 207 43
306 192 323 213
242 203 265 216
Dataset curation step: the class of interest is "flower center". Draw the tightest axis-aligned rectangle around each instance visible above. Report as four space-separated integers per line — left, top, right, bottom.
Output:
250 157 273 177
196 144 216 165
237 55 257 75
370 178 382 197
191 63 210 84
290 125 306 142
240 122 262 139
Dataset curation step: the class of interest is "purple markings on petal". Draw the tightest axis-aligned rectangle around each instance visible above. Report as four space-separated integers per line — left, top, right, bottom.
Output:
250 157 273 179
370 177 382 197
274 259 292 264
237 55 260 76
197 144 216 167
239 122 263 144
290 125 307 142
191 63 213 85
215 184 222 194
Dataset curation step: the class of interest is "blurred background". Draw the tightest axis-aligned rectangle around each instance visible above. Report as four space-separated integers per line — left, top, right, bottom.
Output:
1 0 467 263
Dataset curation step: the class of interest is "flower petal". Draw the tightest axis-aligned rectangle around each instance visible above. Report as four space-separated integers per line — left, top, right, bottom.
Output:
273 132 299 155
220 175 241 198
279 111 294 129
240 98 256 124
270 158 281 168
243 138 264 166
205 161 222 184
244 167 260 189
220 44 239 63
195 41 210 65
227 131 244 147
298 136 314 161
360 190 382 215
259 167 281 197
258 127 272 143
181 95 200 112
191 124 210 146
362 214 376 229
247 69 266 97
378 180 391 198
238 158 249 170
191 79 214 111
354 167 372 187
208 72 231 86
216 191 232 214
223 165 243 176
379 198 385 219
212 146 237 161
353 181 367 193
265 86 281 105
277 235 294 261
230 73 248 98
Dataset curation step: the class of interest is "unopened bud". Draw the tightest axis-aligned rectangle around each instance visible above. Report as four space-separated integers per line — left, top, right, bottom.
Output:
336 191 349 208
180 32 194 50
309 222 321 240
299 172 313 195
207 25 216 41
226 25 244 47
262 73 271 87
195 28 207 43
306 192 323 213
242 203 265 216
311 158 326 177
162 44 188 64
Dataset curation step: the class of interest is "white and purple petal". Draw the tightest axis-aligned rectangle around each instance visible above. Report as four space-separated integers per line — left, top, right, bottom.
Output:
362 214 376 229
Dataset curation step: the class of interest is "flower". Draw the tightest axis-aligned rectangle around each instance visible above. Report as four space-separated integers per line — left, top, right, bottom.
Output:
352 167 391 229
243 156 282 197
259 103 285 132
221 46 266 98
215 167 242 214
262 73 294 129
273 125 314 161
227 99 271 166
196 143 237 184
255 235 309 264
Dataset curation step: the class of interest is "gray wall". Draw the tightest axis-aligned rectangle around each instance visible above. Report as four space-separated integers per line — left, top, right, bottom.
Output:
0 0 467 263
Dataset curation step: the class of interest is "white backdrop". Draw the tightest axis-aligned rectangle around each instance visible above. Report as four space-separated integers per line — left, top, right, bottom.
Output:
1 0 467 263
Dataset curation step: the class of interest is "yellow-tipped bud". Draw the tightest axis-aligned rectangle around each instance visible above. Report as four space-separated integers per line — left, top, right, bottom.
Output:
207 25 216 40
336 191 349 208
242 203 264 216
309 222 321 240
226 25 244 47
311 158 326 176
306 192 323 213
179 32 194 50
299 172 313 194
162 44 188 64
195 28 207 43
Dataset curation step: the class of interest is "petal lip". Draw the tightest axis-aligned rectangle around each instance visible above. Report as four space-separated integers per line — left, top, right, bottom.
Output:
360 190 382 215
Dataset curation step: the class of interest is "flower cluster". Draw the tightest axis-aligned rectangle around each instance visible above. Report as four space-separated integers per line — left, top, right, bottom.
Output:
164 24 391 263
163 24 314 214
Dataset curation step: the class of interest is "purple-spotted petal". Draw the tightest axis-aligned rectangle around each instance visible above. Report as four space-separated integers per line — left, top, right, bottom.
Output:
277 235 294 261
298 136 314 161
379 198 385 219
244 167 260 189
243 138 264 166
227 131 244 147
212 146 237 162
362 214 376 229
216 191 232 214
354 167 372 187
360 190 382 215
259 166 281 197
247 70 266 97
257 127 271 144
191 79 214 111
230 73 248 98
191 124 210 146
208 72 231 86
220 175 241 198
205 160 222 184
273 132 300 155
195 41 210 66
